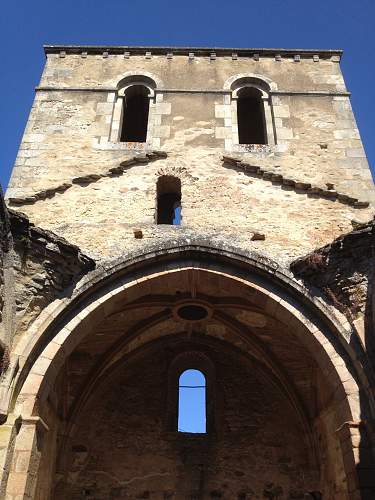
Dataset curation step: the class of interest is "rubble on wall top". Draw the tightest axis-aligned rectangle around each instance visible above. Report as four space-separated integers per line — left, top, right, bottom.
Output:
290 218 375 318
291 218 375 276
8 208 95 269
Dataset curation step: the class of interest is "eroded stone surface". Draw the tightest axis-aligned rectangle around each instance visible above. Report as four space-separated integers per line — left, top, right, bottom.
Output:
291 219 375 319
1 46 375 500
5 48 375 268
0 193 95 353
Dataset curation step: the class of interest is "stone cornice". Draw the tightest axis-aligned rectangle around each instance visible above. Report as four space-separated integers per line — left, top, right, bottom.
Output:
44 45 343 60
8 152 369 210
7 151 167 207
222 156 370 209
34 86 351 98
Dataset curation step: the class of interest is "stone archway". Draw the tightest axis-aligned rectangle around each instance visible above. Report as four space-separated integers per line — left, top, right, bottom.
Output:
2 242 374 499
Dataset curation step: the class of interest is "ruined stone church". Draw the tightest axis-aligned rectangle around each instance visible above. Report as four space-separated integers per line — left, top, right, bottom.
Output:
0 45 375 499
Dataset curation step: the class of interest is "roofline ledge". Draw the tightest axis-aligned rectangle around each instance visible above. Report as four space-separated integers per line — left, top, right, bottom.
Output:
43 44 343 60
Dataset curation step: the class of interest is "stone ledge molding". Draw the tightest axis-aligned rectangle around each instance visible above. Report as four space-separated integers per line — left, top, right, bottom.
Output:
7 151 167 207
35 86 351 97
7 151 370 210
44 45 343 60
222 156 370 209
19 415 49 432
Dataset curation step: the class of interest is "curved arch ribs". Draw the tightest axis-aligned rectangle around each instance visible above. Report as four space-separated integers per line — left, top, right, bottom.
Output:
1 243 374 499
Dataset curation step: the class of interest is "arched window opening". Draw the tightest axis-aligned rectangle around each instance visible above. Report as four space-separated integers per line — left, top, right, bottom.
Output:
237 87 267 145
156 176 181 225
120 85 150 142
178 369 206 433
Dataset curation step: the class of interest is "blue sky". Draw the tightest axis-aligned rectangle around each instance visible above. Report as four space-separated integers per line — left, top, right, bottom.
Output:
0 0 374 191
178 369 206 433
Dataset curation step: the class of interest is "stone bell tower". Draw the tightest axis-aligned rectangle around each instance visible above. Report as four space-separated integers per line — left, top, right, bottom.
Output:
0 45 375 499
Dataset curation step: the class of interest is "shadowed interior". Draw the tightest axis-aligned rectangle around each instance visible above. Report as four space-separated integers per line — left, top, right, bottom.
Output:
30 268 350 499
237 87 267 145
120 85 150 142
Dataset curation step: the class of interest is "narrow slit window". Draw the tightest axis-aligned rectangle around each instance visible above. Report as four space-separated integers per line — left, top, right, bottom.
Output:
120 85 150 142
156 176 181 225
0 345 5 375
237 87 267 145
178 369 206 433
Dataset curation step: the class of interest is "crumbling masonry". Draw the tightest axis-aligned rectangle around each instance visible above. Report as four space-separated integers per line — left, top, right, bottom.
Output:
0 45 375 499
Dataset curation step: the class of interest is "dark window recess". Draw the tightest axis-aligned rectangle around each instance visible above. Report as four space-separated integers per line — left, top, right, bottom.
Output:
120 85 150 142
0 346 4 375
177 305 208 321
156 176 181 225
237 87 267 145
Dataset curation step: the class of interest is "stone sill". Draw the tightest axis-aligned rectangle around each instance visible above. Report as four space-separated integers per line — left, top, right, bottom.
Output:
162 431 211 444
233 144 274 154
93 138 149 151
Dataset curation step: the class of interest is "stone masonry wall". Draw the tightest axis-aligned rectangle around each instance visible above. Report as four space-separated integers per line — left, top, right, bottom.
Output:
5 151 373 266
1 48 374 500
0 196 95 354
53 342 319 499
5 49 375 269
0 188 11 371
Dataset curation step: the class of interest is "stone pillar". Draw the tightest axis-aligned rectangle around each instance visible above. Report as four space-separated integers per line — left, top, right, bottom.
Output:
337 420 375 500
109 94 123 143
0 416 19 498
4 416 48 500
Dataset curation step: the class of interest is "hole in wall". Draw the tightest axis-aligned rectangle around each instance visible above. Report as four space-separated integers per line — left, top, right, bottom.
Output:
177 304 208 321
156 176 181 225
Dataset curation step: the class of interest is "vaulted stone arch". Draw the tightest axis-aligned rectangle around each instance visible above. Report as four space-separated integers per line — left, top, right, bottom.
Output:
1 240 374 499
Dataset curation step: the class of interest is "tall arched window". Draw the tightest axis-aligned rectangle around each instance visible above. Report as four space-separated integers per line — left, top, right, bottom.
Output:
166 351 214 434
237 87 267 145
225 75 276 149
178 369 206 433
120 85 150 142
156 176 181 225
